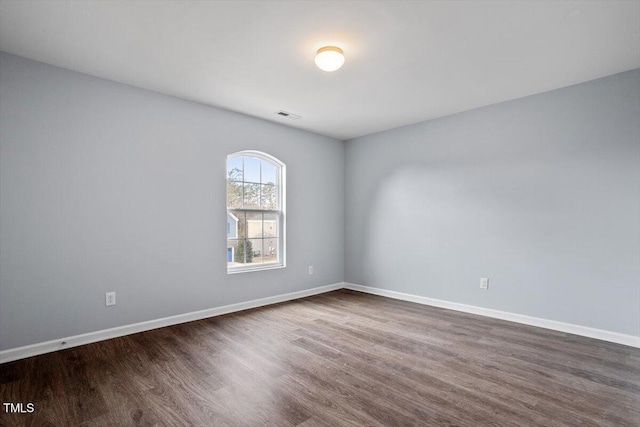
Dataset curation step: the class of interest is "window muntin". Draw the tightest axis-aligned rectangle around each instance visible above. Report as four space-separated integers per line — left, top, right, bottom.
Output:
226 151 284 273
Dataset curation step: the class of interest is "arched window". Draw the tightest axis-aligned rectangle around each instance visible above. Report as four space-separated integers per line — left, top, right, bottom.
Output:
226 151 285 273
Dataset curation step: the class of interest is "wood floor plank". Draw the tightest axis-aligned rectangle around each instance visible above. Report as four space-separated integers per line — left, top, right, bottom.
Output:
1 289 638 426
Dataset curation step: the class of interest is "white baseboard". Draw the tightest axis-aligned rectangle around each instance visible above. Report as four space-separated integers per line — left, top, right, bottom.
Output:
0 282 344 364
344 283 640 348
3 281 637 363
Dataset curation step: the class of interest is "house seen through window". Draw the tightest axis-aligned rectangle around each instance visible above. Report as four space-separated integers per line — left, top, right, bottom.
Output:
227 151 285 273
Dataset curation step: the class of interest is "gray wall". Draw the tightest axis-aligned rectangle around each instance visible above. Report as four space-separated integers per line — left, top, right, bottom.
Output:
345 69 640 336
0 52 345 351
1 51 638 351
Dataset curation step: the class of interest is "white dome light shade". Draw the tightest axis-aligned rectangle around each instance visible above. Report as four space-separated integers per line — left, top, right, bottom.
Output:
315 46 345 72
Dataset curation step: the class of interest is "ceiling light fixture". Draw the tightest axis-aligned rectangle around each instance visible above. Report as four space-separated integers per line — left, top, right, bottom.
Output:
315 46 345 72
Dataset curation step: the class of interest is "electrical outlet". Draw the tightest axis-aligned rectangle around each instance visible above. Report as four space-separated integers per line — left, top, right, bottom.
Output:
105 292 116 306
480 278 489 290
308 266 314 275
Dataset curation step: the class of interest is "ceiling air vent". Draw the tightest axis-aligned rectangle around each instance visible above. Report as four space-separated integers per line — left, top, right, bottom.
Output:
275 110 302 120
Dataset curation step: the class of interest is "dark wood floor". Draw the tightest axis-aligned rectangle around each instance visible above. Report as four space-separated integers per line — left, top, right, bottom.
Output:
1 289 639 426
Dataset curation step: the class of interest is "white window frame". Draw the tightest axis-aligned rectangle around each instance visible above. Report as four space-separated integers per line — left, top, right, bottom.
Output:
226 150 286 274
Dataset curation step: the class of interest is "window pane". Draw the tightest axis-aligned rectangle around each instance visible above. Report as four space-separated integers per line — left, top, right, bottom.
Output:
227 212 239 239
227 181 243 208
263 238 278 264
249 238 263 264
246 212 262 238
261 184 278 210
243 156 260 183
227 239 241 265
227 156 243 182
261 160 277 185
228 210 246 238
243 183 260 209
263 212 278 237
234 239 256 266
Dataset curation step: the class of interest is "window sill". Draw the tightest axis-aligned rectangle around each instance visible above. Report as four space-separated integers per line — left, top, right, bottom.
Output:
227 264 286 275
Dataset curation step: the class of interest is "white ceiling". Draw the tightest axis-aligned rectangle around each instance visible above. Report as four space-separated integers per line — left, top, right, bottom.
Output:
1 1 638 140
